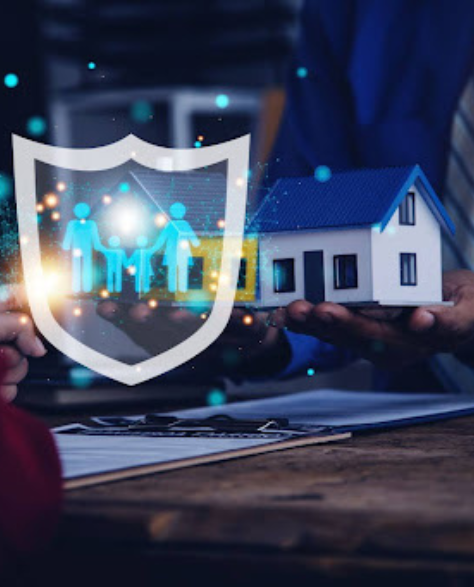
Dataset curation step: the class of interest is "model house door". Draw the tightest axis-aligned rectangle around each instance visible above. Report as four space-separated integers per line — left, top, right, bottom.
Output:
304 251 325 303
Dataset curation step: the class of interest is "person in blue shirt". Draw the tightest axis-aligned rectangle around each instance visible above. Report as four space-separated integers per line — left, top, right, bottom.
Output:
99 0 474 389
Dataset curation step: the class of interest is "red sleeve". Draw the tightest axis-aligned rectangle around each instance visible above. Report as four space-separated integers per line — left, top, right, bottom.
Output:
0 366 62 571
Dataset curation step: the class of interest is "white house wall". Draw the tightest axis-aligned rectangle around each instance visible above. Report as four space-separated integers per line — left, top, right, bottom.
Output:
258 229 373 307
370 182 442 304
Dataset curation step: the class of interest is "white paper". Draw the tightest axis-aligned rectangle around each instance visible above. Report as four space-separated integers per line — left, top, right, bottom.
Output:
57 389 474 481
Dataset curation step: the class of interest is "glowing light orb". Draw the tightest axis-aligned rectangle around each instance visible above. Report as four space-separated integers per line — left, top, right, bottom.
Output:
314 165 332 182
27 116 47 137
45 193 58 208
100 289 110 299
217 219 225 229
51 211 61 221
148 299 158 309
242 314 253 326
4 73 18 88
19 316 28 325
209 283 217 292
69 366 94 389
87 61 96 70
73 307 82 317
296 66 308 78
112 201 145 235
206 388 226 407
36 203 44 213
194 141 202 148
57 181 67 192
73 248 82 258
197 135 204 141
235 177 245 187
180 240 189 249
0 174 12 201
127 265 136 276
102 194 112 205
307 367 316 377
130 100 153 123
211 270 218 279
20 236 29 245
200 313 207 320
215 94 229 109
119 182 130 193
154 213 167 227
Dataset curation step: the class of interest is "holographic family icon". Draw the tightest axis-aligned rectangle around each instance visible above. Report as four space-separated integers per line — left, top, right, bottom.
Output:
62 200 200 295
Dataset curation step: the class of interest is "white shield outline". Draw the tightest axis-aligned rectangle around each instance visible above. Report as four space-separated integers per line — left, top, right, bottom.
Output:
13 133 250 385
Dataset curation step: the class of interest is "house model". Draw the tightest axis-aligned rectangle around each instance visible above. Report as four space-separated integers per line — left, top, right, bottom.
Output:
99 164 454 309
247 165 455 308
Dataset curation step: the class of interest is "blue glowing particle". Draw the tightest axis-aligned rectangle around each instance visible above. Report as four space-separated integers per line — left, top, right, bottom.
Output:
206 388 226 407
194 140 202 148
69 366 94 389
119 181 130 192
0 174 12 201
307 367 316 377
296 66 308 78
130 100 153 123
4 73 19 88
88 61 96 70
215 94 230 109
314 165 332 182
26 116 47 137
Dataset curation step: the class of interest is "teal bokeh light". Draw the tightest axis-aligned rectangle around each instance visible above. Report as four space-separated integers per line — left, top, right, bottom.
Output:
119 182 130 192
26 116 47 137
314 165 332 182
4 73 19 88
194 141 202 148
88 61 96 70
69 366 94 389
307 367 316 377
206 388 226 406
0 174 12 201
130 100 153 123
215 94 230 109
296 66 308 78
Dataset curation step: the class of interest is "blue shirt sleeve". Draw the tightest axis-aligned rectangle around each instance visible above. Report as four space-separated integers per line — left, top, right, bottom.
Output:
278 329 356 379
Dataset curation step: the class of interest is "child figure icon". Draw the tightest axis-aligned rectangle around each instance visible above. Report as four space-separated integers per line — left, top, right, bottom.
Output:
125 235 160 294
100 236 128 293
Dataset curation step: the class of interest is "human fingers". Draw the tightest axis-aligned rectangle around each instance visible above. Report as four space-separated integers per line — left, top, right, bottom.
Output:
0 314 46 357
0 385 18 402
0 284 29 313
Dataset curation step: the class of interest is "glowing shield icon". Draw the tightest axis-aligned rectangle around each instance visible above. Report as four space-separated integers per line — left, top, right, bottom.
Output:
13 134 250 385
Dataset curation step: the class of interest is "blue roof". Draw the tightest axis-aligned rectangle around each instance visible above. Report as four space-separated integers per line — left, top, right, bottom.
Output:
248 165 455 235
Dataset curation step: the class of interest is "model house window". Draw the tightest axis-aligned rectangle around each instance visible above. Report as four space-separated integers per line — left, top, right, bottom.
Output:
188 257 204 289
399 192 415 225
273 259 295 293
400 253 417 286
334 255 358 289
237 258 247 290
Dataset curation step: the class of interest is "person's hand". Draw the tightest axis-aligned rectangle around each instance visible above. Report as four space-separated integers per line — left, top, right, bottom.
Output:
97 302 290 379
272 270 474 370
0 285 47 401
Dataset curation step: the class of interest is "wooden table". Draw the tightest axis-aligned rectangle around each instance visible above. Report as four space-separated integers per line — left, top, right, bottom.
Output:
29 416 474 586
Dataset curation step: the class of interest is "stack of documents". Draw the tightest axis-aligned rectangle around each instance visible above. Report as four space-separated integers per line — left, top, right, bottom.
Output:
56 389 474 489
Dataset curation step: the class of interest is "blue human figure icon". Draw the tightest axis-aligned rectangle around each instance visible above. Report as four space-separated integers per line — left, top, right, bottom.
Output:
125 235 156 294
62 202 102 293
154 202 200 293
101 236 128 293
